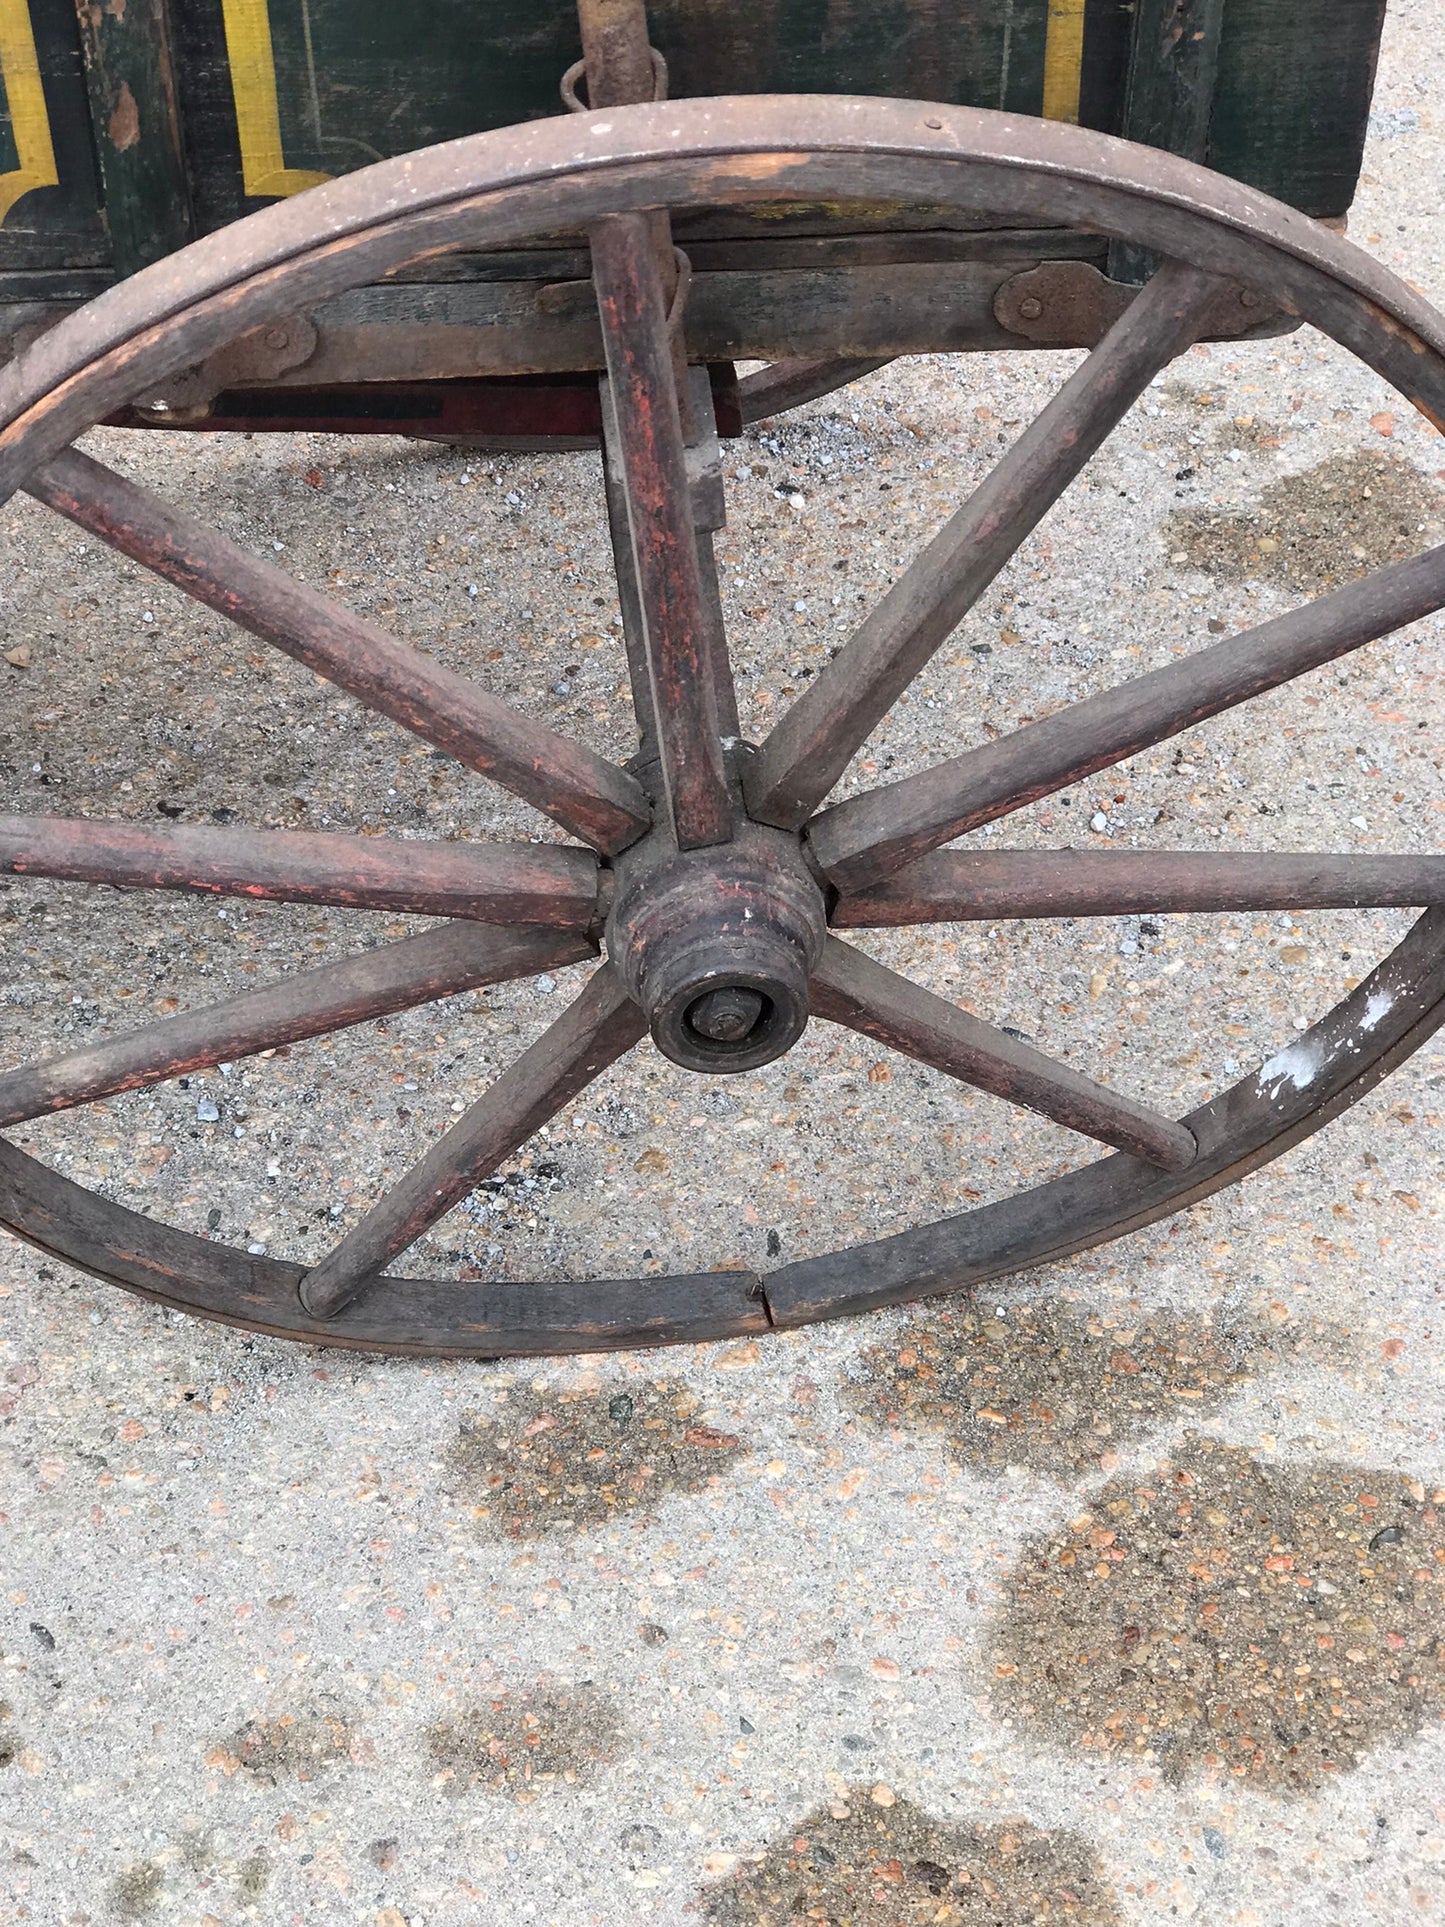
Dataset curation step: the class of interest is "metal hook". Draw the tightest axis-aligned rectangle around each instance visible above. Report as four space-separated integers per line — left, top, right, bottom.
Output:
559 45 669 113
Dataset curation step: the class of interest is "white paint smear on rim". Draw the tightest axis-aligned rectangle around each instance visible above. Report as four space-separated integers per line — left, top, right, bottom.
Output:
1256 984 1399 1099
1361 987 1396 1032
1256 1038 1325 1100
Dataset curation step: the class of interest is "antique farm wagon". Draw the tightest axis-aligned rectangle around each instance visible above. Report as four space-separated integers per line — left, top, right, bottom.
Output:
0 0 1441 1352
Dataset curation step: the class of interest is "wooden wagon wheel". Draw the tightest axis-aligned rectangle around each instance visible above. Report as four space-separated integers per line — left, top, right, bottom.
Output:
2 98 1443 1356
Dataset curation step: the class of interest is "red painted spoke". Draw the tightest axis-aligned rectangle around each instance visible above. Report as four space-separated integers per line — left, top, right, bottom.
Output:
833 848 1445 927
745 259 1220 829
812 541 1445 894
592 213 733 850
810 937 1197 1171
300 963 646 1318
0 816 600 925
26 448 652 855
0 921 590 1128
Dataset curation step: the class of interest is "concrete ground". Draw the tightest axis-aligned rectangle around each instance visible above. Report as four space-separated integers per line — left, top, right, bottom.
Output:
2 6 1444 1922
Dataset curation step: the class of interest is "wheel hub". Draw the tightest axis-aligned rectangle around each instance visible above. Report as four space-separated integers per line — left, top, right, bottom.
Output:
606 816 827 1073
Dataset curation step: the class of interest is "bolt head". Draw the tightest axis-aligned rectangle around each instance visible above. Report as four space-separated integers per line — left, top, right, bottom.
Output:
1018 295 1044 321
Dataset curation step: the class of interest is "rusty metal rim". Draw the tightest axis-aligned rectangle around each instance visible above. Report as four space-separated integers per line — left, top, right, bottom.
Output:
1 914 1441 1355
3 96 1445 497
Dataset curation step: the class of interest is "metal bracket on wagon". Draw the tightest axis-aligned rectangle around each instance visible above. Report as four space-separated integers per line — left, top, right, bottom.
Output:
994 262 1293 349
131 313 320 422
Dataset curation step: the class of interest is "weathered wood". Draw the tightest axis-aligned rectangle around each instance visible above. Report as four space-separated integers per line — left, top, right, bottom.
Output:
834 849 1445 926
600 367 739 767
0 0 1393 296
746 258 1220 829
1208 0 1388 220
576 0 657 108
8 103 1445 503
591 212 733 851
26 446 652 855
220 260 1088 389
0 1134 772 1352
301 964 647 1317
72 0 194 277
1108 0 1224 283
0 921 592 1127
811 541 1445 895
0 817 601 925
810 936 1197 1170
767 913 1445 1328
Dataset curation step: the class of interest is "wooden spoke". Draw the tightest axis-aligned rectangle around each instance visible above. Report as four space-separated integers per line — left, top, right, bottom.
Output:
0 921 591 1128
300 963 646 1319
810 936 1197 1171
834 848 1445 927
26 448 652 856
745 258 1221 829
0 816 601 925
591 213 733 851
602 367 740 767
812 541 1445 894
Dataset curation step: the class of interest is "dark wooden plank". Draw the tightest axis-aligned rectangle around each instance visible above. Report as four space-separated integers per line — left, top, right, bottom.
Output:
0 816 600 924
234 259 1098 388
1209 0 1388 220
300 963 647 1318
72 0 194 276
591 212 732 852
1108 0 1224 283
0 920 592 1126
26 446 652 856
0 0 111 274
810 936 1197 1170
834 849 1445 926
746 259 1220 829
810 541 1445 895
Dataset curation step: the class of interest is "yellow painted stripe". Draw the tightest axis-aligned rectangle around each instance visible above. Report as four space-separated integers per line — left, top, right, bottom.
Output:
219 0 330 198
1041 0 1088 124
0 0 59 224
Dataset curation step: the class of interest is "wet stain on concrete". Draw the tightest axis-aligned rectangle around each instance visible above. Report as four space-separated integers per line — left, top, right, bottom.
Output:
236 1849 272 1901
111 1858 163 1920
449 1378 744 1537
426 1682 623 1794
1164 448 1443 593
991 1436 1445 1792
844 1299 1320 1477
700 1790 1119 1924
225 1695 363 1783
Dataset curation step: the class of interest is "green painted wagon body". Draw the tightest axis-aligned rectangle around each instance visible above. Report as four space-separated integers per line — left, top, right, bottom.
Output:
1 0 1388 297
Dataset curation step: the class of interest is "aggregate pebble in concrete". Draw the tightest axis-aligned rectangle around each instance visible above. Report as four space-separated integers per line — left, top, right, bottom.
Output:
700 1790 1120 1924
991 1436 1445 1794
842 1297 1341 1478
